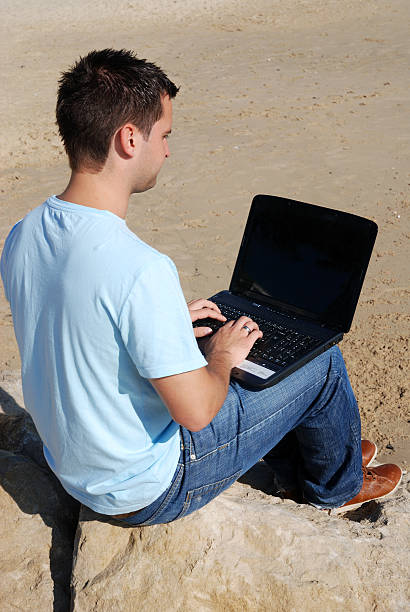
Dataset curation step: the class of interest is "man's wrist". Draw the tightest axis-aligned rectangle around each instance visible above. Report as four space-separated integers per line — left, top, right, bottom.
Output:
206 348 234 371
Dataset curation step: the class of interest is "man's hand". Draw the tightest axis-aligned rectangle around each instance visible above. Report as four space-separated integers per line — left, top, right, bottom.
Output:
204 315 263 368
188 298 226 337
150 314 262 432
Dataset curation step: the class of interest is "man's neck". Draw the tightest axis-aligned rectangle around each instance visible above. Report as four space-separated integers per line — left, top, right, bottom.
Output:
58 169 130 219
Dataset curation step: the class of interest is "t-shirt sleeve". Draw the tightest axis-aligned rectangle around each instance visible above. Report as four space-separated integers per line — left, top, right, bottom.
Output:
0 220 22 302
118 255 207 379
0 244 7 301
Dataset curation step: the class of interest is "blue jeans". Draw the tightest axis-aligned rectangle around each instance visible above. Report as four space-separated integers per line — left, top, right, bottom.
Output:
118 346 362 526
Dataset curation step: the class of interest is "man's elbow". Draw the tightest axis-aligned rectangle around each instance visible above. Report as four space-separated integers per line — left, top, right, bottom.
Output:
186 420 210 433
174 414 211 433
171 404 214 432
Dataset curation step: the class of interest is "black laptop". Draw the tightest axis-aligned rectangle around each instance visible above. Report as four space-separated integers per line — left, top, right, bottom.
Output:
193 194 377 389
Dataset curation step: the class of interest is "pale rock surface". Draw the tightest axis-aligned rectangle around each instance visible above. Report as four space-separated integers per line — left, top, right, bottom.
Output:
0 410 79 612
71 465 410 612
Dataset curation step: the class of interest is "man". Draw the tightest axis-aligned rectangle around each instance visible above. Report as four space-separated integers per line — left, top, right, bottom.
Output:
0 49 402 525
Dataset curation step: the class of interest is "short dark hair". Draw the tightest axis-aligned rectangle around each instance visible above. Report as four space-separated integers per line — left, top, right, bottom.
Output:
56 48 179 171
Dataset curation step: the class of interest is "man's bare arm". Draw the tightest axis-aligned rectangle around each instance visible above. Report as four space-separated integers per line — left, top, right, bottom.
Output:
150 316 262 432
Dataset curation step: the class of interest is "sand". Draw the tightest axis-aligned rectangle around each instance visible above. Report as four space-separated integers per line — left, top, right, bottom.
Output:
0 0 409 467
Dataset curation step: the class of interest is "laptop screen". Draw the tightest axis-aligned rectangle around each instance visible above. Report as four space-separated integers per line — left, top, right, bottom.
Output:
230 195 377 332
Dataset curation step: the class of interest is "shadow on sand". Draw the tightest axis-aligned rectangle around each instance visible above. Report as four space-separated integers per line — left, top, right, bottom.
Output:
0 386 80 612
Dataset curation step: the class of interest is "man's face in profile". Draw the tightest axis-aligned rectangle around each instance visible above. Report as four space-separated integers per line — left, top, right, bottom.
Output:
132 95 173 193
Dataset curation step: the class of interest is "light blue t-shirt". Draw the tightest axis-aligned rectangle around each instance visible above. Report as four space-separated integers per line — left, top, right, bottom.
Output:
0 196 207 514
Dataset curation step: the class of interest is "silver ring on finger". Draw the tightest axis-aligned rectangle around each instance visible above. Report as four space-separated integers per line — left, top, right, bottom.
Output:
242 324 252 334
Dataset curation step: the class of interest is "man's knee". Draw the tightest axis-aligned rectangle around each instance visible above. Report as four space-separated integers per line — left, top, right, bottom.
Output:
327 345 348 377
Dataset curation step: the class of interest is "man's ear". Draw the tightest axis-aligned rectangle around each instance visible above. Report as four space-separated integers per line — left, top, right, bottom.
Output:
116 124 141 159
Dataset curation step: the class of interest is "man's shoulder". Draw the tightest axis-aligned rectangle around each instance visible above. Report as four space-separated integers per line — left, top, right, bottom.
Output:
108 224 174 275
116 224 164 258
76 218 177 298
41 195 172 273
2 218 23 254
3 203 42 245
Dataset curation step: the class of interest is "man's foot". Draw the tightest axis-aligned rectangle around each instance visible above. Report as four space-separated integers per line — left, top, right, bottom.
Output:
361 439 377 467
332 463 402 514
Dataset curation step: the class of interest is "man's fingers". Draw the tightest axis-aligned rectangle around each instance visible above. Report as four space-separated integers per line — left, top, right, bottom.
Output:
188 299 222 313
224 317 260 334
199 300 222 313
204 309 226 321
233 315 254 327
193 326 213 338
191 307 226 323
249 329 263 342
187 298 206 310
233 316 259 333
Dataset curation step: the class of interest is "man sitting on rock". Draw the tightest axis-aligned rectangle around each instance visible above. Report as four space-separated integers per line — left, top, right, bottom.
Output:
0 49 402 525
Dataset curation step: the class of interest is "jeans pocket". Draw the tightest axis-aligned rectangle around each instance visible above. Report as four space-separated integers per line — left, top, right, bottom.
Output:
120 463 185 527
175 469 242 521
140 463 185 526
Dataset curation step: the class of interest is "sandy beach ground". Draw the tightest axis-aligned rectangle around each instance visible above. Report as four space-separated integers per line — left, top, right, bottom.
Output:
0 0 409 467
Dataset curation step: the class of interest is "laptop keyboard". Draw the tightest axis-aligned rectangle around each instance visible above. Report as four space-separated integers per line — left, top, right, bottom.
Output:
193 302 320 367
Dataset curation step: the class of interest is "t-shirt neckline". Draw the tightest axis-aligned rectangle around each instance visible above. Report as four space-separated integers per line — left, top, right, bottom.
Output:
47 195 126 224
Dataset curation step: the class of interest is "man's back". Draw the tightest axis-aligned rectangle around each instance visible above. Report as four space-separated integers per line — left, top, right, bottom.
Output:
1 195 205 514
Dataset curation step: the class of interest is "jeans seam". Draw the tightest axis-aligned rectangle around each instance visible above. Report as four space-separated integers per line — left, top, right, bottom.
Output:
176 468 242 520
238 374 328 439
138 462 184 526
187 469 243 494
191 374 328 462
